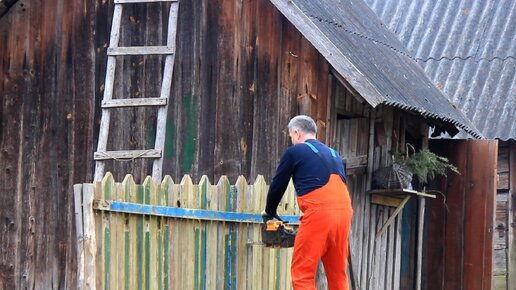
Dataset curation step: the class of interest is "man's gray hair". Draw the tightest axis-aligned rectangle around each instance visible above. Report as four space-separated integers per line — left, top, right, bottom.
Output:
288 115 317 134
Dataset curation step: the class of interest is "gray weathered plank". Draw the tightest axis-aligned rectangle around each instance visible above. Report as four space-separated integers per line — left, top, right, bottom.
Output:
82 184 97 290
101 98 167 108
94 149 161 161
107 46 175 56
74 184 85 290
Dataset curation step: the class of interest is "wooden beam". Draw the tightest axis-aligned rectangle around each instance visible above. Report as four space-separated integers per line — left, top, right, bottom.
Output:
371 194 404 207
94 149 161 161
509 141 516 290
344 155 368 169
107 46 175 56
330 67 366 104
101 97 167 108
92 199 302 225
368 188 437 199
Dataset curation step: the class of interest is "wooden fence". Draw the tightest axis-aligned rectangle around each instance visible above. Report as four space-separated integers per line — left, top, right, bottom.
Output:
74 172 301 290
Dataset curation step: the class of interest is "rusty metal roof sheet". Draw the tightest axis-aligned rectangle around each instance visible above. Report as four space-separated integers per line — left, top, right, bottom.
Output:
365 0 516 140
270 0 483 138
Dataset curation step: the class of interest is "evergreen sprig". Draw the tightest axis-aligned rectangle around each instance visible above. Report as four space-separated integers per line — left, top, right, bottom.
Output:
394 149 459 184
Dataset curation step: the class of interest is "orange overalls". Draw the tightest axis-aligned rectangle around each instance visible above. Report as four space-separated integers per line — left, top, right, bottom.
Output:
291 174 353 290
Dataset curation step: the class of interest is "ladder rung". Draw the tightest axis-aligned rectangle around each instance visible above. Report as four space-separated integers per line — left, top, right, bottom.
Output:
94 150 162 161
102 98 167 108
115 0 178 3
108 46 175 56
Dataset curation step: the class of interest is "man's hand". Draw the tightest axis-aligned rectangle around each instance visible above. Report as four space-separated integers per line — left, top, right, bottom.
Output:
261 210 275 222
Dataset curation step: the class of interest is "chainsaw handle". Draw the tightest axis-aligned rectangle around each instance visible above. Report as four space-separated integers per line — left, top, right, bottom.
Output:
261 210 284 223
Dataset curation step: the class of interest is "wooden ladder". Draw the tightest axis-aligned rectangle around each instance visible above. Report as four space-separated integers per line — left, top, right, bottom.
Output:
94 0 179 183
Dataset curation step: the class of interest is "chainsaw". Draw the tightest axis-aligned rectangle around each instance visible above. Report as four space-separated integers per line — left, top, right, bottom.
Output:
261 215 297 248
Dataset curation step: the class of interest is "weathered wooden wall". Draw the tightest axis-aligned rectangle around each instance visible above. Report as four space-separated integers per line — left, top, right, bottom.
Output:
0 0 330 288
0 0 95 288
423 140 498 290
97 0 330 184
494 141 510 289
493 140 516 290
328 79 431 290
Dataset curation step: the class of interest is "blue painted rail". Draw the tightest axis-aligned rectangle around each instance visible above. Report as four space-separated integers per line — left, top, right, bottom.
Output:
93 199 301 225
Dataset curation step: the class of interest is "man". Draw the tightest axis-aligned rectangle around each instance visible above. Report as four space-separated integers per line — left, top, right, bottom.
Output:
262 115 353 290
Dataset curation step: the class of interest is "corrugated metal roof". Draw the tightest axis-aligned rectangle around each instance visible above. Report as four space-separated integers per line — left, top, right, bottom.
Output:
270 0 483 139
0 0 18 17
365 0 516 140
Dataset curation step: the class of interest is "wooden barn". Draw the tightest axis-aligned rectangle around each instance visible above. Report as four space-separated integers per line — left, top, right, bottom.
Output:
0 0 495 289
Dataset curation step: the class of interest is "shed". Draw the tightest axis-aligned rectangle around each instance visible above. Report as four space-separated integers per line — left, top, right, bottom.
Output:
366 0 516 289
0 0 485 289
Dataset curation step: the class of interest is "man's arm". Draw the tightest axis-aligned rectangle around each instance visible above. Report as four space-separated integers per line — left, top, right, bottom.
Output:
265 150 294 217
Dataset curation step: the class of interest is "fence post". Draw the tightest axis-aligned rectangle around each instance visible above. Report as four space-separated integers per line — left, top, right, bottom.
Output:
83 183 97 290
74 184 85 290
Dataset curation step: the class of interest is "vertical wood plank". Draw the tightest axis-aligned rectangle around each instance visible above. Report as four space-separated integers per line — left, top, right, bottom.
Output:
101 173 115 290
393 213 402 290
416 197 425 290
253 175 267 290
193 177 203 290
110 179 123 290
216 176 230 289
122 174 138 290
509 142 516 290
159 175 173 290
74 184 85 290
180 175 195 290
83 183 97 290
464 141 497 290
384 206 394 290
203 175 218 289
444 141 467 289
143 177 159 290
166 176 181 288
235 176 248 290
421 175 447 290
197 176 209 290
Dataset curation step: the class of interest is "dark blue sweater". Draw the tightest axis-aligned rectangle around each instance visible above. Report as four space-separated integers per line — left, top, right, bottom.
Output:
265 139 346 216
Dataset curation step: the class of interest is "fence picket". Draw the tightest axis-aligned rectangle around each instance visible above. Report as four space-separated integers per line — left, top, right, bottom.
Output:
235 176 248 289
159 176 171 289
143 176 159 290
121 174 138 289
253 175 267 289
180 175 195 290
199 175 211 290
203 175 218 289
166 176 181 288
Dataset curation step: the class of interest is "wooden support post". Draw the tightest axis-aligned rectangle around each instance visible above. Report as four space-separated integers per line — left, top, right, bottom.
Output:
416 196 425 290
82 184 97 290
509 141 516 290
